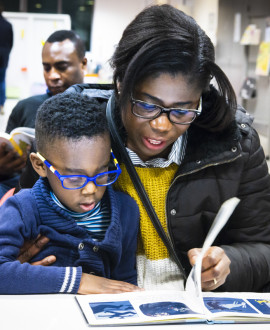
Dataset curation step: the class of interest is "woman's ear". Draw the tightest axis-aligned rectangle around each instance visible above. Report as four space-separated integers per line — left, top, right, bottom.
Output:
30 152 47 177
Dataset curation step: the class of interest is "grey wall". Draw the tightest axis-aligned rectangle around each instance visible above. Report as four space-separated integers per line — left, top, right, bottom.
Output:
216 0 270 155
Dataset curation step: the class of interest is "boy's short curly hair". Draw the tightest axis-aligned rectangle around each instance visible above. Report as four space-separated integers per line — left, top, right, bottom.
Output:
35 92 109 153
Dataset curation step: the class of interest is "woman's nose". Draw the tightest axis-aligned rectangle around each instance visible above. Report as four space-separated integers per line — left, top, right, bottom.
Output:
149 113 173 132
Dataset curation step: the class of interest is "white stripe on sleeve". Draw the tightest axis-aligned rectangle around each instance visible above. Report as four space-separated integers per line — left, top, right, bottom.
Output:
67 267 77 293
59 267 70 293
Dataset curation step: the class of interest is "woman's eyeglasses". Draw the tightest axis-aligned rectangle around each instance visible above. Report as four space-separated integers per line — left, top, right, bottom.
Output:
36 151 121 190
130 96 202 125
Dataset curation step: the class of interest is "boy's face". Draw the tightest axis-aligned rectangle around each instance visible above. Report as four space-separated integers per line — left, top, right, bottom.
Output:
31 134 110 213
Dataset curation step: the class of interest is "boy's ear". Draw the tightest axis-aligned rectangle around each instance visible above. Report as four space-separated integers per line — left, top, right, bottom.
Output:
30 152 47 177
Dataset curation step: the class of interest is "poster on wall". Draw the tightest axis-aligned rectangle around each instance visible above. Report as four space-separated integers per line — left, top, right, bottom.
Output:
240 24 261 45
255 41 270 76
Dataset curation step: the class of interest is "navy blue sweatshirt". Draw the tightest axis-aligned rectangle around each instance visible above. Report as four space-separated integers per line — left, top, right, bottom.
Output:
0 178 139 294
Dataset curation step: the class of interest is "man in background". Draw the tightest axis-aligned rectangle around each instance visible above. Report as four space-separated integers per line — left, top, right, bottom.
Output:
6 30 87 131
0 1 13 115
0 29 87 198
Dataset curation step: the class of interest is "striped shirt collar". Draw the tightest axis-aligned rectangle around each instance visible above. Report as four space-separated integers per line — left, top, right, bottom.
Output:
50 190 101 218
50 191 111 241
126 132 187 168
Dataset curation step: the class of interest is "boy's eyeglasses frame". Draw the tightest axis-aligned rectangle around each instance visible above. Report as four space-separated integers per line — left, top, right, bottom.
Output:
36 151 121 190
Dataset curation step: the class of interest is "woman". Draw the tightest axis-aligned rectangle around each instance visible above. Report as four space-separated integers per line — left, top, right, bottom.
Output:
18 4 270 292
105 4 270 292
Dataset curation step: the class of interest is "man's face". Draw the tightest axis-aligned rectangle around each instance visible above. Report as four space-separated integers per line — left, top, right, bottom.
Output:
42 39 87 95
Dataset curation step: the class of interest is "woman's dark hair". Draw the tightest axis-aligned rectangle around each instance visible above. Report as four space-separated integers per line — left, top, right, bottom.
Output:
35 92 108 153
110 4 236 132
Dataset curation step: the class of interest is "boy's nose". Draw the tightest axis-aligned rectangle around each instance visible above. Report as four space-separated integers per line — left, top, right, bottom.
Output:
81 181 97 195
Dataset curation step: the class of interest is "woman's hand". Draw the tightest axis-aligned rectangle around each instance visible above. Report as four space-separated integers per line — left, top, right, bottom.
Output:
18 234 56 266
188 246 231 291
78 273 143 294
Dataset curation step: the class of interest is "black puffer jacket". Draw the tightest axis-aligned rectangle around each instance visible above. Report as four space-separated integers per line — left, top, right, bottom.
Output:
65 84 270 292
167 105 270 292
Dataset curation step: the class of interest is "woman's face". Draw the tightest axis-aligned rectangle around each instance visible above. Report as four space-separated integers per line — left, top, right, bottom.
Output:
121 73 202 162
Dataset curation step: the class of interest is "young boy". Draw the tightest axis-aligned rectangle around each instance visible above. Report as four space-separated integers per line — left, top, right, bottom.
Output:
0 92 140 294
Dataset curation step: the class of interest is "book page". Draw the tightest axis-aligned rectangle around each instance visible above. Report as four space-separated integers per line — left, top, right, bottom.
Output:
0 133 12 150
202 292 270 322
76 291 270 326
185 197 240 314
11 129 35 155
0 127 35 156
76 290 206 326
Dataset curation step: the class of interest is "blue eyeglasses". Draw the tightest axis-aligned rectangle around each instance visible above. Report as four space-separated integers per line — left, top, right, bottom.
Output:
130 96 202 125
36 151 121 190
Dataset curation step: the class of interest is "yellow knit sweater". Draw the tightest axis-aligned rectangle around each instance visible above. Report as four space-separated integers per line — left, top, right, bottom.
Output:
114 163 179 261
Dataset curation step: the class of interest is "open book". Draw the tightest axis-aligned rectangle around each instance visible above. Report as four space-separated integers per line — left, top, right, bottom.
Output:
0 127 35 156
76 197 270 326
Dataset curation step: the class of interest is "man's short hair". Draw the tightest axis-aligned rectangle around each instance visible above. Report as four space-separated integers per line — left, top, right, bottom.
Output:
35 92 108 153
46 30 85 60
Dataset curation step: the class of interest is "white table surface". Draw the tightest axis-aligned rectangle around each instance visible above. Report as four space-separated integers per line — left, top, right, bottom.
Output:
1 294 270 330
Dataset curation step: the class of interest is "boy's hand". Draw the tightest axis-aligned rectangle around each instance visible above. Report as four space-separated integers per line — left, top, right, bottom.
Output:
78 273 143 294
18 234 56 266
0 143 28 176
188 246 231 291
